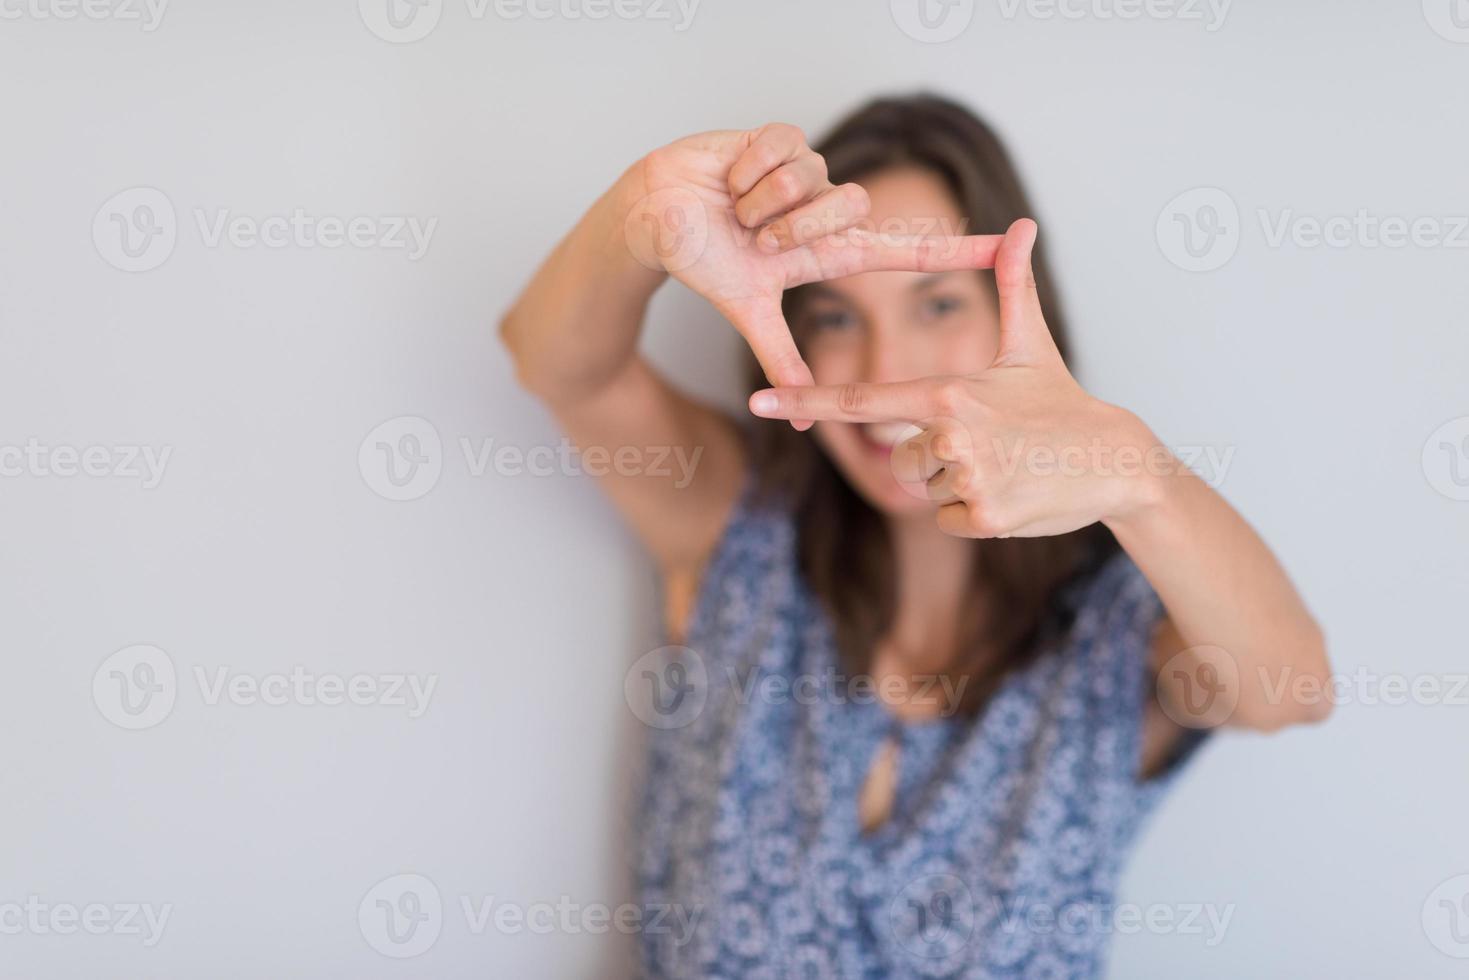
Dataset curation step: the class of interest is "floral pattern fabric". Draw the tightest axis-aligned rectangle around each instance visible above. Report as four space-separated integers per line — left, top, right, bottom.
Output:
635 486 1209 979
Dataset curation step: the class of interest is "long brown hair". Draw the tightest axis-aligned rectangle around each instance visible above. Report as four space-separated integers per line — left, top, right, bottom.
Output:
747 93 1118 715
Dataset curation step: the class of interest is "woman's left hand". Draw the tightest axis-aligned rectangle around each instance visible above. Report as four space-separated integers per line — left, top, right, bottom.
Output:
748 219 1164 539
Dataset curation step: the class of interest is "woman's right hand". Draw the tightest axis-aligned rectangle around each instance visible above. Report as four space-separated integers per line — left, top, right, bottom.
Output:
617 124 1005 403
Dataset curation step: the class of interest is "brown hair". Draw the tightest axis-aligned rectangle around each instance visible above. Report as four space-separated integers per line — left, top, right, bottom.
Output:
747 93 1118 715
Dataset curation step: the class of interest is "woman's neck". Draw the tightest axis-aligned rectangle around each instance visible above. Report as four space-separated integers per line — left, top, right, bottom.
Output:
882 510 976 673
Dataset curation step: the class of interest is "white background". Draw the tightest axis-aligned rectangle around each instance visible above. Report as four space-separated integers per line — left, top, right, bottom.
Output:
2 0 1467 976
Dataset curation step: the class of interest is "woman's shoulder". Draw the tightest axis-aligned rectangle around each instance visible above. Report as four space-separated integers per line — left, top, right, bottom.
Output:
663 471 802 644
1051 545 1157 627
711 472 798 568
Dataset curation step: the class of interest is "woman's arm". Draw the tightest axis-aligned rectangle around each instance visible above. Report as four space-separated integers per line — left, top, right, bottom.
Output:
498 163 746 586
1106 458 1332 731
502 123 1013 598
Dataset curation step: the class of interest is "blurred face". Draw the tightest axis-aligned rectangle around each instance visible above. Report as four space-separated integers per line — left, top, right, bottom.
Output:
794 166 1002 515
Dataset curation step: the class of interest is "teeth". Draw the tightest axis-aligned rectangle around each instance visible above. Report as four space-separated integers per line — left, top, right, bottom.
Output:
861 422 921 447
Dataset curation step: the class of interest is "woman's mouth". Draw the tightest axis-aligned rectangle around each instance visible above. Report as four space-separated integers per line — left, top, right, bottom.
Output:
856 421 917 458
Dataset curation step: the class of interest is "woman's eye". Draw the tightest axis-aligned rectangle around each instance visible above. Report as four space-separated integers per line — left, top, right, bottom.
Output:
921 295 964 320
807 310 855 332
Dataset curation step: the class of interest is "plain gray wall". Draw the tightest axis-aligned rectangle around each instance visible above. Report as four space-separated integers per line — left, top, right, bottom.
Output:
3 0 1467 976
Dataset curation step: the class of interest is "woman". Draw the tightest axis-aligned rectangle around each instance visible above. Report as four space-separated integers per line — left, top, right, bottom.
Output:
501 95 1331 978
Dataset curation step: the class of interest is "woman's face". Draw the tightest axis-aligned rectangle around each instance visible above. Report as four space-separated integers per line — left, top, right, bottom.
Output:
796 166 1002 515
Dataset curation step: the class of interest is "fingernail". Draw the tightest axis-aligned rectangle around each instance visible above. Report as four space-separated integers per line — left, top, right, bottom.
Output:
759 229 782 252
750 391 778 415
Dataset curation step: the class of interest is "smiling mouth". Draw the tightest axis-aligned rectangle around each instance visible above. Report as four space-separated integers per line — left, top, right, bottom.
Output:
856 421 915 457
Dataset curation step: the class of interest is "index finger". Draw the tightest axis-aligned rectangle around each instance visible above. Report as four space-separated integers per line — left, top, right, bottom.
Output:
747 378 946 423
793 231 1003 285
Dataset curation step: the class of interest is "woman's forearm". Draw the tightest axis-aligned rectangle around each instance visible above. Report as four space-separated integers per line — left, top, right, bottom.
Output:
1103 423 1333 730
499 163 667 405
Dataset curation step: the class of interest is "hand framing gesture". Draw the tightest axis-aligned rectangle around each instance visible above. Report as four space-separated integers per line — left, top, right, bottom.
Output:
745 218 1157 538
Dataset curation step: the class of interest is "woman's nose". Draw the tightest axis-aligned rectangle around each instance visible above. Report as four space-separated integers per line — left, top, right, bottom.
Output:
861 329 918 385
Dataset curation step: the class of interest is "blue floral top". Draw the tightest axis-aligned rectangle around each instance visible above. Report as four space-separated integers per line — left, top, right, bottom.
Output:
634 483 1210 979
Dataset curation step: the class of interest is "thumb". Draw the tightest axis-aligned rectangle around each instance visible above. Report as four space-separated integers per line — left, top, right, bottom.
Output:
993 219 1060 367
726 298 813 389
722 297 815 430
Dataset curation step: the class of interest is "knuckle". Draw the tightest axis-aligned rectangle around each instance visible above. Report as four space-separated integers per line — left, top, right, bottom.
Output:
836 383 867 415
841 182 871 217
966 499 1004 537
914 237 936 269
763 219 792 247
769 168 804 203
808 152 829 183
768 349 804 382
954 458 984 497
932 378 972 415
778 348 805 372
772 122 806 146
733 199 757 226
931 430 957 462
937 461 976 501
943 422 976 462
641 147 678 181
